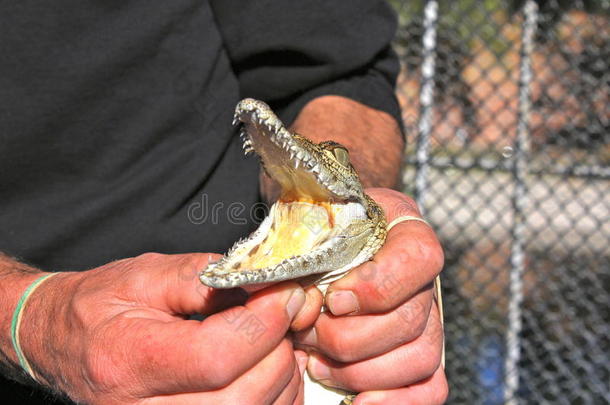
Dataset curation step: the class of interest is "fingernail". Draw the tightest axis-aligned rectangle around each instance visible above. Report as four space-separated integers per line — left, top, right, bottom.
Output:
327 290 359 316
308 353 332 382
296 327 317 346
286 288 306 319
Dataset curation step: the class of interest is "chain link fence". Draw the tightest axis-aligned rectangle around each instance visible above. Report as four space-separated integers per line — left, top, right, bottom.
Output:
389 0 609 403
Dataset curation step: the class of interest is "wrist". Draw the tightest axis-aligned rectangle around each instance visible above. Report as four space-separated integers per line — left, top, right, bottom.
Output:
0 259 46 371
17 271 82 390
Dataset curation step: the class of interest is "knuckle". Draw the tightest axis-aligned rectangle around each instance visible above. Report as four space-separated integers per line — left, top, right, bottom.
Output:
392 197 420 219
340 366 373 392
420 342 443 377
395 300 429 340
434 372 450 404
412 236 444 275
429 241 445 274
384 191 417 212
322 331 358 363
134 252 166 265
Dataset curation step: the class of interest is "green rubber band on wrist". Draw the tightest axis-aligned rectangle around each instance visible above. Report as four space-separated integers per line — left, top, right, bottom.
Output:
10 272 60 381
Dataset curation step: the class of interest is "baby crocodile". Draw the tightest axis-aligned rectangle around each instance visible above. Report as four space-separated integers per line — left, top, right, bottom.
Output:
199 98 387 404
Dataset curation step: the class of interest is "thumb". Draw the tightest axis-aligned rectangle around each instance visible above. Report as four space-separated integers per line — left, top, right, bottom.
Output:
143 252 246 316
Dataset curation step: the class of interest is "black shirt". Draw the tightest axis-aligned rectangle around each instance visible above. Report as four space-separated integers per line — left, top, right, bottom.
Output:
0 1 401 402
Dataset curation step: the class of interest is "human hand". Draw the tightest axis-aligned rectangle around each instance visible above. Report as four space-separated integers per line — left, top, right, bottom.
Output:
18 253 317 405
294 188 448 404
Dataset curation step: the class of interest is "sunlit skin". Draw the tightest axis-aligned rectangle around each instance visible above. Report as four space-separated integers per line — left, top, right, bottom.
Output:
0 96 446 405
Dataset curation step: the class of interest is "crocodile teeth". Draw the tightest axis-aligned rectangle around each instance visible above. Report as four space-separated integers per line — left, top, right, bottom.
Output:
232 114 239 126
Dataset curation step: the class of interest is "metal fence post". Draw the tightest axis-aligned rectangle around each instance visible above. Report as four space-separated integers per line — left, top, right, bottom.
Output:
504 1 538 404
414 0 439 215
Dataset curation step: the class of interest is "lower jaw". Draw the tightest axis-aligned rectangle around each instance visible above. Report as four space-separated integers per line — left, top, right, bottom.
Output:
232 199 367 272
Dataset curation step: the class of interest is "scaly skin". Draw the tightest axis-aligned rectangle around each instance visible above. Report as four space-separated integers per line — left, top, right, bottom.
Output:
199 99 388 404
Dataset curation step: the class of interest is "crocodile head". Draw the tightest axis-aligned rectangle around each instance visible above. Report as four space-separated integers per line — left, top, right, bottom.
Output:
199 98 385 289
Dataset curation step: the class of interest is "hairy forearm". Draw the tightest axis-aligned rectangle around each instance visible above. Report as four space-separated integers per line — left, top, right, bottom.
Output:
291 95 404 188
0 253 44 384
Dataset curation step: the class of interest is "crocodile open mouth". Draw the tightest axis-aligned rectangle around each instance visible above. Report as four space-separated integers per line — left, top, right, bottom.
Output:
199 99 371 288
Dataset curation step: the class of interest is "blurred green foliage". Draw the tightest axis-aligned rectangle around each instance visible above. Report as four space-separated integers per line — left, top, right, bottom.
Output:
389 0 609 54
388 0 512 56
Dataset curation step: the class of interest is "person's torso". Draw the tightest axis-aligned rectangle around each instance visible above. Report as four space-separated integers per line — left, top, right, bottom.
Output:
0 0 260 274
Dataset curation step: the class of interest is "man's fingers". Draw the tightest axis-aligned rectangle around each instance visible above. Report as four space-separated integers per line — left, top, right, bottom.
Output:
124 252 249 316
290 350 308 405
207 338 298 405
353 367 448 405
305 304 443 392
326 189 443 315
291 285 324 331
271 350 307 405
294 287 433 362
122 282 305 395
141 339 299 405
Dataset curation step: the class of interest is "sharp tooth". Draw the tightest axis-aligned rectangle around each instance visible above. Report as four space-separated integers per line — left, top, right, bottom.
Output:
294 160 300 169
289 151 296 160
232 114 239 126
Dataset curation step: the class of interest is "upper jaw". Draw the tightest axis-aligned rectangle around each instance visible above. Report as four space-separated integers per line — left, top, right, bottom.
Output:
234 99 364 203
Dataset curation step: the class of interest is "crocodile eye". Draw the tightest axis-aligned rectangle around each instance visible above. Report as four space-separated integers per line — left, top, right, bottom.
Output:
332 147 350 166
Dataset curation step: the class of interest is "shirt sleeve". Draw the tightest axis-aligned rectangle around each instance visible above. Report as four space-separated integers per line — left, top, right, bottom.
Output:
209 0 402 128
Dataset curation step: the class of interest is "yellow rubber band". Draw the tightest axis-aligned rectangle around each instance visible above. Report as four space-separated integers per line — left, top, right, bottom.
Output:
387 215 430 230
10 272 61 381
